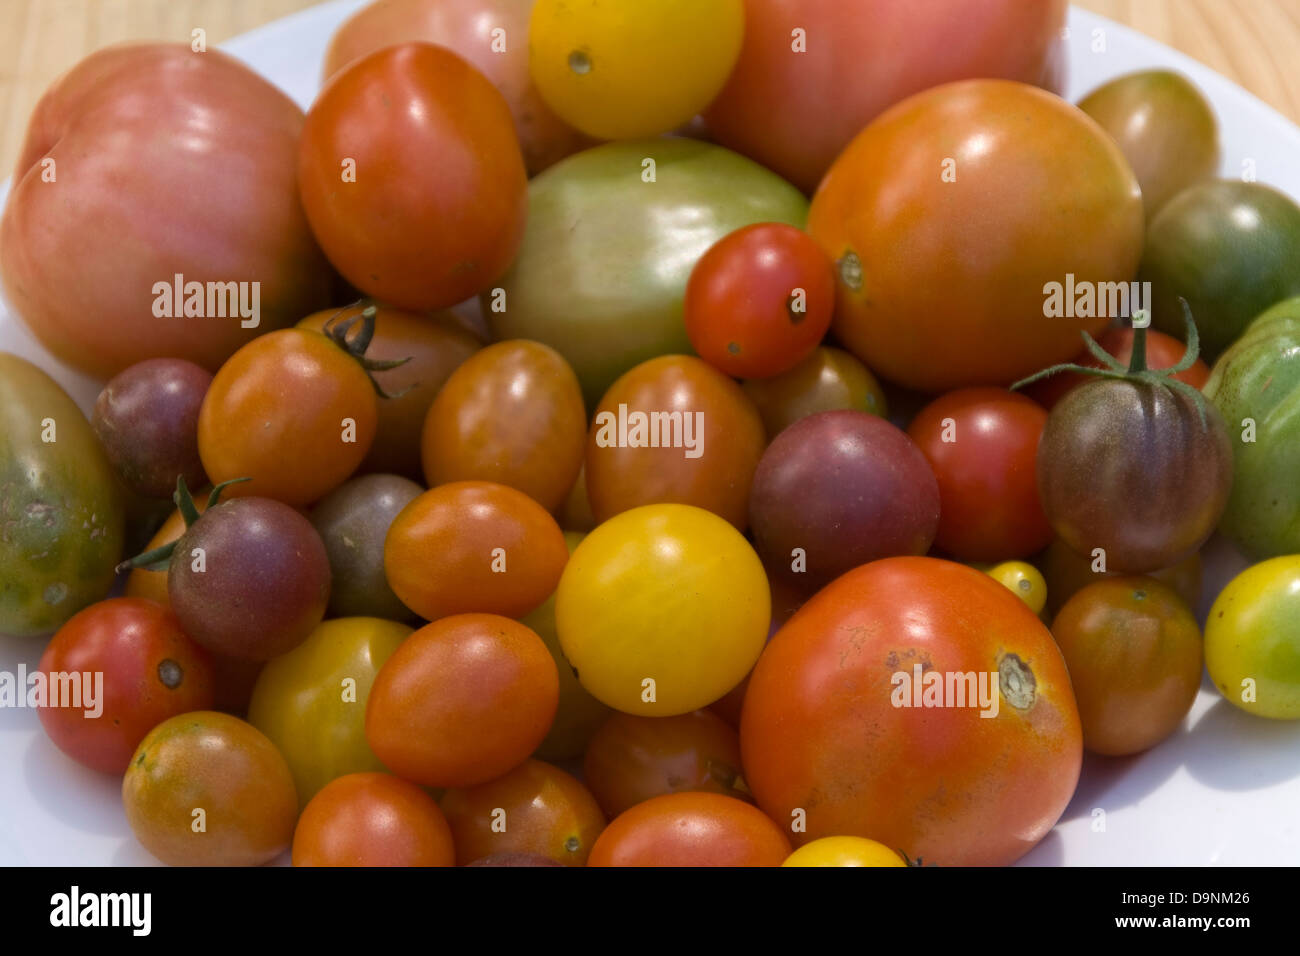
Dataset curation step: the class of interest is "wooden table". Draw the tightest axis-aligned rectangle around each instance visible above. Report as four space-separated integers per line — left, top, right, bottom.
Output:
2 0 1299 175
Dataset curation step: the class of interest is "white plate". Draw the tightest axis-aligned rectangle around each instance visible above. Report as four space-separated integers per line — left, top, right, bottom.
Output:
2 1 1298 866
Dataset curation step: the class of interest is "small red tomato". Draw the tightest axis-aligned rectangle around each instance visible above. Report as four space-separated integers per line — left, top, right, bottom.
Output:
36 598 215 775
588 792 791 867
684 223 834 379
907 388 1053 562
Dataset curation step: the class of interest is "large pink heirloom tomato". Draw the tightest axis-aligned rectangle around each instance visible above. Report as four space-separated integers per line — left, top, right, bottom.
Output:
704 0 1068 193
0 45 331 379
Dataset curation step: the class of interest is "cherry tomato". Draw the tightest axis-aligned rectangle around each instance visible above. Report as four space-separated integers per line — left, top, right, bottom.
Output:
422 340 586 513
365 614 558 787
122 711 299 866
384 481 569 621
986 561 1048 617
742 346 887 438
907 388 1053 562
440 759 606 866
684 223 834 379
556 504 769 715
588 792 791 867
292 772 455 867
36 598 214 775
1051 577 1201 754
1037 536 1202 620
528 0 744 140
1206 556 1300 719
299 43 527 310
248 617 412 806
782 836 909 868
197 327 378 507
583 710 748 818
124 500 207 609
585 355 765 530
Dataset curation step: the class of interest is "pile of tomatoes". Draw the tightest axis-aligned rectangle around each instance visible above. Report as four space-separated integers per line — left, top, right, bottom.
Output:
3 0 1300 868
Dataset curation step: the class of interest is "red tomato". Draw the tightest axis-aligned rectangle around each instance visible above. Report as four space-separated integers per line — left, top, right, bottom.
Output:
907 388 1053 562
588 792 791 867
683 223 835 379
1023 326 1213 409
37 598 215 775
292 772 456 867
0 44 330 378
704 0 1067 193
299 43 527 311
741 557 1082 866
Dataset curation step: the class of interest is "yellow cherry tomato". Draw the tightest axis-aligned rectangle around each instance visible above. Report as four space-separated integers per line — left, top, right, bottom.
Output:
783 836 909 867
555 504 769 715
1206 556 1300 720
986 561 1047 616
247 617 411 807
528 0 745 140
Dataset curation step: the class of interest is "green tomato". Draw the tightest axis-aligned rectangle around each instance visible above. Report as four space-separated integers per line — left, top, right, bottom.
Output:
1204 297 1300 558
1205 556 1300 719
247 616 411 806
0 352 124 637
486 139 808 405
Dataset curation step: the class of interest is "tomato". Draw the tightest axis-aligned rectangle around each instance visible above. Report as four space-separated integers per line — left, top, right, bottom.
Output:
440 759 606 866
782 836 908 868
1036 350 1232 574
528 0 744 140
487 139 808 406
588 792 791 867
750 410 940 594
1204 297 1300 558
741 556 1082 866
292 772 454 867
0 354 124 638
299 43 527 311
1023 326 1211 411
907 388 1052 562
1051 577 1201 755
742 346 886 438
198 327 378 507
248 617 411 806
986 561 1048 617
556 504 769 716
365 614 558 787
422 341 586 513
683 223 834 379
704 0 1067 193
384 481 569 621
1037 536 1202 621
0 45 330 378
36 598 214 775
122 711 299 866
323 0 589 175
1206 556 1300 720
585 356 765 530
309 475 422 621
298 304 481 480
808 80 1143 393
124 501 206 609
1143 181 1300 359
520 532 611 761
1077 70 1219 222
582 710 748 818
92 359 211 499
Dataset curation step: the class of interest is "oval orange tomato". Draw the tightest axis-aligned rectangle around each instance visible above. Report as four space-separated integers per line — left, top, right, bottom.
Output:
588 792 791 867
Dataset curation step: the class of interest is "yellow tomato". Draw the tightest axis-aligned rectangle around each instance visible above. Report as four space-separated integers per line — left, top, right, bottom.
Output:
247 617 411 807
522 531 612 759
528 0 745 140
555 504 769 715
986 561 1048 616
1206 556 1300 719
783 836 909 867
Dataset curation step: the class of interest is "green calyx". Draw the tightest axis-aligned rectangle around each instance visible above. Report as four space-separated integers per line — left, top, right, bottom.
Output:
1011 299 1212 427
114 475 249 574
322 301 412 399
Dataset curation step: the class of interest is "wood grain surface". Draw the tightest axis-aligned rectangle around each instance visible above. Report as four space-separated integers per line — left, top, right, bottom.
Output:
1 0 1298 176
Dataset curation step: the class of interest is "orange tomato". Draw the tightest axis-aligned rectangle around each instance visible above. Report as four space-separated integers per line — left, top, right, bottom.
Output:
587 792 791 867
365 614 558 788
384 481 569 621
292 772 456 866
440 759 605 866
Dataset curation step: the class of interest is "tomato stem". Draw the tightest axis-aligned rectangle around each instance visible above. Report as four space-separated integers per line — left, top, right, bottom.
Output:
114 475 249 574
323 300 414 400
